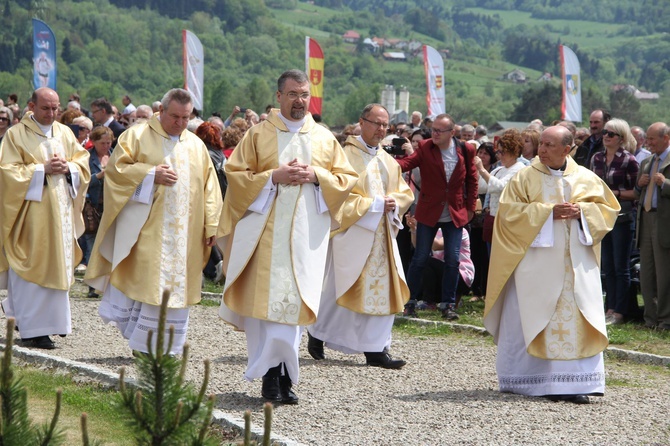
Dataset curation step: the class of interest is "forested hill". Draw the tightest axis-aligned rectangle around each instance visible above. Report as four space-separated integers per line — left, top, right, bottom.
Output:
1 0 668 127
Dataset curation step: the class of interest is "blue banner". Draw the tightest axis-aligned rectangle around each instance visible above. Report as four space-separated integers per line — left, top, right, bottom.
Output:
32 18 57 90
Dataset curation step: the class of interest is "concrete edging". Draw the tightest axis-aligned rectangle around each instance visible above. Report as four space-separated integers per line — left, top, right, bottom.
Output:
5 342 305 446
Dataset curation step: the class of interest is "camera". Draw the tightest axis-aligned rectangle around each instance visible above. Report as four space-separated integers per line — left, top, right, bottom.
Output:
239 107 247 113
383 138 406 156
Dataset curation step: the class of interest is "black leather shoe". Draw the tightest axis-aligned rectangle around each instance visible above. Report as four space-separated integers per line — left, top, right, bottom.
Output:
364 352 406 369
261 365 282 403
571 395 590 404
87 287 99 298
307 332 325 360
546 394 590 404
22 335 55 350
279 374 299 405
403 305 417 317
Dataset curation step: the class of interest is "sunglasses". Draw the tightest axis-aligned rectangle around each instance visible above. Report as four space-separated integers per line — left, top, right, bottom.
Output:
602 130 620 138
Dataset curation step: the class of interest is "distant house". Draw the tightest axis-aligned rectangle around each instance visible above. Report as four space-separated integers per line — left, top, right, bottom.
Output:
372 37 388 47
612 84 660 100
361 38 379 53
499 69 527 83
342 30 360 44
382 52 407 62
538 72 553 82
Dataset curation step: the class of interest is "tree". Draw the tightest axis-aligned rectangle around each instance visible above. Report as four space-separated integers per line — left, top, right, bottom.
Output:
509 82 562 123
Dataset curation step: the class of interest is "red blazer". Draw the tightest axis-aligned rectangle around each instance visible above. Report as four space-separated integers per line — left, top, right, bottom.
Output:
396 137 478 228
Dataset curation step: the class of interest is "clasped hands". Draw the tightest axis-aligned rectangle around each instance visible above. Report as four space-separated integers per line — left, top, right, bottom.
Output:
638 172 666 188
155 164 178 186
553 202 581 220
44 154 70 175
272 158 317 186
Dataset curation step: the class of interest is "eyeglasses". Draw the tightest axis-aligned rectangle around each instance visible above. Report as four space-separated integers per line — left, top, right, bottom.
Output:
431 127 453 135
90 108 102 114
361 117 389 129
282 92 310 101
0 117 8 122
602 130 620 138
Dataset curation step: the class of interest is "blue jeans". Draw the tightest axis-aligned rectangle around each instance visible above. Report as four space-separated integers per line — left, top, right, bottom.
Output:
406 221 462 309
602 219 633 315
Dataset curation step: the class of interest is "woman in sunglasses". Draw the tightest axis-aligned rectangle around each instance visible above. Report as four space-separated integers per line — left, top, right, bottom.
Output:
590 118 639 325
0 106 13 145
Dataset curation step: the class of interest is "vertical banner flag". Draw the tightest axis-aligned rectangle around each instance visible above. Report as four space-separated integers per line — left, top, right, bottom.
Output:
183 30 204 112
423 45 445 116
560 44 582 122
32 19 57 90
305 36 324 115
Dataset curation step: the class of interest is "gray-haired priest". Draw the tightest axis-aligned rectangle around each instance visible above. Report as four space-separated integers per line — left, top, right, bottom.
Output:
484 125 620 404
85 88 223 355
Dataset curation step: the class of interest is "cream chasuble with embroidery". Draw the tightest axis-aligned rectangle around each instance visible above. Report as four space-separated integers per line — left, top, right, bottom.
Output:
218 110 357 329
85 115 222 308
330 137 413 315
484 158 620 360
0 113 90 290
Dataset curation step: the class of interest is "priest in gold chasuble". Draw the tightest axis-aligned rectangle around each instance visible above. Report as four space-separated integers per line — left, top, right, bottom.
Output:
0 88 90 350
484 126 620 404
308 104 413 369
85 89 222 355
218 70 357 404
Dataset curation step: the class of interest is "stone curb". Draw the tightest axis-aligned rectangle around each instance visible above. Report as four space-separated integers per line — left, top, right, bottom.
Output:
4 342 305 446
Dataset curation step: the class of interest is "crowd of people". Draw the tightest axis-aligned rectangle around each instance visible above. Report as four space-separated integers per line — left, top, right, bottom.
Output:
0 74 668 407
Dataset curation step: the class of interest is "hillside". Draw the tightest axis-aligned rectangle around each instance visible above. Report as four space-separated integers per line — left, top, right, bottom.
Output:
0 0 668 127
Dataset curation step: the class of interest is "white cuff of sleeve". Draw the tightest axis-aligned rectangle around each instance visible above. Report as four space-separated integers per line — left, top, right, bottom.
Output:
248 175 276 215
356 195 384 231
25 165 45 202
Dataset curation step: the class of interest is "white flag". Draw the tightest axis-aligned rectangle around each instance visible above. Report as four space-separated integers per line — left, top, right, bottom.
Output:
183 30 204 112
560 45 581 122
423 45 445 116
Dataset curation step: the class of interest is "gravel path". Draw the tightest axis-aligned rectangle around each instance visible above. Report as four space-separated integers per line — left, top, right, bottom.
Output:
3 283 670 445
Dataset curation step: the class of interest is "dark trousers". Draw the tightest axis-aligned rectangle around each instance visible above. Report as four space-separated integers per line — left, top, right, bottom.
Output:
406 221 462 309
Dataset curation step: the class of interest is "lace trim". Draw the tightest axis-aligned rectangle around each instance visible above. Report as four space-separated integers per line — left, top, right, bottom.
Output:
499 371 605 389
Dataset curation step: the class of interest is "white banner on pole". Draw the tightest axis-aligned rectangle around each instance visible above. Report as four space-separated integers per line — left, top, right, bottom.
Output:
560 45 582 122
183 30 204 111
423 45 445 117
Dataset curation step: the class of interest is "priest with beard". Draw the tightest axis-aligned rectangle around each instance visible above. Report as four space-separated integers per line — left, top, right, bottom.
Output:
484 125 619 404
217 70 357 405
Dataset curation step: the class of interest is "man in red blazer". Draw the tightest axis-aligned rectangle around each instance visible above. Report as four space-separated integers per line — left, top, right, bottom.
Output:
396 114 478 319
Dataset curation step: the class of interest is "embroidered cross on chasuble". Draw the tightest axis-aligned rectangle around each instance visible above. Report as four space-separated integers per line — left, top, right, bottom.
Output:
525 173 601 360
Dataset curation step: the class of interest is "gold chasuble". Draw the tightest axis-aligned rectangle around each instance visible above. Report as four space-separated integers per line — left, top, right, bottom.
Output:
0 113 90 290
219 110 357 328
484 157 619 360
331 136 413 315
85 115 222 308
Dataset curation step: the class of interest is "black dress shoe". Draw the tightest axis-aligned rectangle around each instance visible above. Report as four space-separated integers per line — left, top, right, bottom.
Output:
87 287 99 298
279 374 299 405
545 394 590 404
22 335 55 350
261 365 282 403
307 332 325 360
571 395 590 404
364 351 406 369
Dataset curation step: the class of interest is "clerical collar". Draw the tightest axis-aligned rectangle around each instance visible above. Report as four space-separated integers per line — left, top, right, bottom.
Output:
278 113 306 133
547 161 567 174
31 115 53 137
356 135 377 155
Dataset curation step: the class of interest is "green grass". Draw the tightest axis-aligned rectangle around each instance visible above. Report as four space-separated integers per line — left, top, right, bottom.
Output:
19 366 135 445
398 294 670 358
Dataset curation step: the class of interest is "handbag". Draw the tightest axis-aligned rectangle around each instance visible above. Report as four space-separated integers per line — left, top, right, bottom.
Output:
83 200 101 234
482 213 495 243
